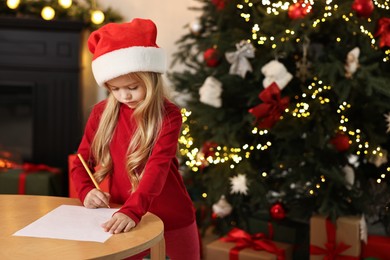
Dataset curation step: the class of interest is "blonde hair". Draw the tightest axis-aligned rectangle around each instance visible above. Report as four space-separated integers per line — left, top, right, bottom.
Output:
91 72 167 192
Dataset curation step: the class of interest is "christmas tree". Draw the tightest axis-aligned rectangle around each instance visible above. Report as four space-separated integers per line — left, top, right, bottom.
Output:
169 0 390 235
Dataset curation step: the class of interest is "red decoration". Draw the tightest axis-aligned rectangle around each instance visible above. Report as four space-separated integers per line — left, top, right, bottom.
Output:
352 0 374 18
269 202 286 220
203 47 220 67
220 228 286 260
18 163 60 194
198 141 219 169
330 132 351 152
212 0 226 10
375 17 390 48
288 1 311 20
310 218 357 259
202 141 219 158
361 235 390 259
21 162 60 173
248 82 290 129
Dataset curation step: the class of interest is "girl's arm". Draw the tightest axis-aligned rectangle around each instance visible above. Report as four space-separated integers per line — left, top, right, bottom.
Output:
117 103 182 224
71 101 105 203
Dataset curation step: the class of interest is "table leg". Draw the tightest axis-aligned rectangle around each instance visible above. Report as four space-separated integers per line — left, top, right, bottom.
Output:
150 237 165 260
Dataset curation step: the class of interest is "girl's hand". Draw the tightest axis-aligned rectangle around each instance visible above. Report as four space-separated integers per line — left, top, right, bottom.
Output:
84 188 111 208
101 212 136 234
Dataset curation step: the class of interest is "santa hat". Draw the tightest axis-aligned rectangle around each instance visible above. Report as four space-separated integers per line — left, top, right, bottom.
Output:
88 18 166 87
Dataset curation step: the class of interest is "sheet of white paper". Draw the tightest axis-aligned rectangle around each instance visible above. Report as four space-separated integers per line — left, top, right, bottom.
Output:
13 205 118 243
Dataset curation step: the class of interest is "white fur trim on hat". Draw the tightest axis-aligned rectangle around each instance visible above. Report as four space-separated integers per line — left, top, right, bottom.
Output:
92 46 166 87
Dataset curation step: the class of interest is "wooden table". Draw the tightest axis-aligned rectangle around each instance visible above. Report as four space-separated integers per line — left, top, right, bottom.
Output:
0 195 165 259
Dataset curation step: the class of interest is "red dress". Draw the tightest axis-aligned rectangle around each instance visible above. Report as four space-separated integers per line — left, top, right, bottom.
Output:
71 100 195 231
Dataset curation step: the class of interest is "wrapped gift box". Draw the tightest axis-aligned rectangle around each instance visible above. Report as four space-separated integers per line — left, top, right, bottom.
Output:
361 235 390 259
0 168 62 196
205 229 293 260
310 215 361 260
247 214 309 259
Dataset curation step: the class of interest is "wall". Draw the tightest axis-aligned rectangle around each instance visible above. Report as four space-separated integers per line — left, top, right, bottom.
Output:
81 0 200 124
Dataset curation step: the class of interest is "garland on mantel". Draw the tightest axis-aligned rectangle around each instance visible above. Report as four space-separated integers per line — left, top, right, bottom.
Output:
0 0 123 30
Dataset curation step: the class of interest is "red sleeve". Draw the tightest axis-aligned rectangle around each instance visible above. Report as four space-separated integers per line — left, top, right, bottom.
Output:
117 104 182 223
70 101 106 203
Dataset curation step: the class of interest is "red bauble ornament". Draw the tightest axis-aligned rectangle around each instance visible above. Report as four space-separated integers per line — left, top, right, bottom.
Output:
288 1 311 20
352 0 374 18
270 202 286 220
330 132 351 152
203 48 220 67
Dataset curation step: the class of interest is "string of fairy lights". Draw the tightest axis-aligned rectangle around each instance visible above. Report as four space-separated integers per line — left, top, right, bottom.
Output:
239 0 390 61
5 0 106 24
177 1 390 198
179 108 244 172
179 83 389 197
179 0 389 177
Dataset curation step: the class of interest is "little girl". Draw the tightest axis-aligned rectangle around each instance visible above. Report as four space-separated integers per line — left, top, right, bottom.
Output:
71 18 200 260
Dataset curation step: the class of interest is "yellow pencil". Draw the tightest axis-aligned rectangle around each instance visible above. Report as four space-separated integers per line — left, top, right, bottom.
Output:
77 153 110 208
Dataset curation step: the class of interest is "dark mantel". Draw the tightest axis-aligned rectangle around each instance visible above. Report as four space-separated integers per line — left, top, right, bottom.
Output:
0 16 84 31
0 16 84 194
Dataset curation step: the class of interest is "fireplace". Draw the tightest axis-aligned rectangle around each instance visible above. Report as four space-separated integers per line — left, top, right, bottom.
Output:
0 17 84 193
0 81 34 161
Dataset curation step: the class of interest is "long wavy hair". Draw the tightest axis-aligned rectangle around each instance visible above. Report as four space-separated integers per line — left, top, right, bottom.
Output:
90 72 167 192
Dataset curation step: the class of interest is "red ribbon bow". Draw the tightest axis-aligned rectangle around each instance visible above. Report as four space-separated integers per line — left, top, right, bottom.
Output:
249 82 290 129
310 219 359 260
220 228 286 260
18 163 60 194
375 17 390 48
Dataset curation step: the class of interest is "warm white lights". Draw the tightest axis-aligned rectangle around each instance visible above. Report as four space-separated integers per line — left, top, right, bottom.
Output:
58 0 72 9
41 6 55 21
6 0 20 9
91 10 105 25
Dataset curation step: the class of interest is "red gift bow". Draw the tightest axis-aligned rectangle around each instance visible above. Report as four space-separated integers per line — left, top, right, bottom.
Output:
220 228 286 260
248 82 290 129
310 218 359 260
375 17 390 48
18 163 60 194
267 221 275 239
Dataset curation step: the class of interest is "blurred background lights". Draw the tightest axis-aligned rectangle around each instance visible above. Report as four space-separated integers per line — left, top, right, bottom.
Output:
41 6 55 21
58 0 72 9
91 9 105 25
6 0 20 9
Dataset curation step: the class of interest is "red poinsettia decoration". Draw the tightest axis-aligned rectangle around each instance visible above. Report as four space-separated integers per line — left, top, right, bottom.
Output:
249 82 290 129
375 17 390 48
